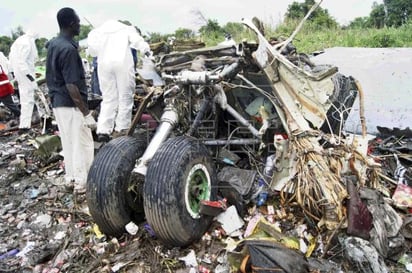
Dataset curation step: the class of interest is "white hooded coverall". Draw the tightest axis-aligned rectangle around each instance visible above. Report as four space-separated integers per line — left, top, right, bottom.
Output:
87 20 150 135
0 52 11 75
9 32 39 129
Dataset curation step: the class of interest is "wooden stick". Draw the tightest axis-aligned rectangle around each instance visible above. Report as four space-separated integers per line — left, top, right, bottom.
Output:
127 88 154 136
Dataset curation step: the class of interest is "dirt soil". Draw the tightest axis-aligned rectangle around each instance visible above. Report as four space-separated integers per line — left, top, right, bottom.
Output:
0 123 234 273
1 121 411 273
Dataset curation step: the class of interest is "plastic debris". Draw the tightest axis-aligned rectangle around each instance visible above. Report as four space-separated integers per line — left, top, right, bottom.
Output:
346 179 373 240
218 166 257 197
216 205 245 235
256 178 268 207
342 236 388 273
200 198 227 216
92 223 106 240
398 253 412 272
361 188 403 258
244 239 309 273
111 261 128 272
244 214 263 237
144 223 156 237
0 249 19 260
392 183 412 208
33 214 52 228
179 249 198 268
125 221 139 235
16 241 35 258
0 12 411 273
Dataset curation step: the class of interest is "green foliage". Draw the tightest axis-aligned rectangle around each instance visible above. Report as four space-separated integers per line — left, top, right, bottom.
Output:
368 30 397 47
348 17 372 29
0 26 50 57
222 22 246 43
147 32 170 43
273 19 412 53
174 28 195 40
285 0 338 28
35 37 48 59
195 20 256 46
286 2 307 20
199 19 222 34
199 19 225 46
384 0 412 27
349 0 412 29
0 36 12 55
78 24 92 41
1 2 412 59
222 22 244 35
369 3 386 28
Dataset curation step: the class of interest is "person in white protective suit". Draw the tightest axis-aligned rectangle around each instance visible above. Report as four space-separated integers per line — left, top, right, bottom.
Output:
8 30 39 132
219 33 236 47
87 20 151 142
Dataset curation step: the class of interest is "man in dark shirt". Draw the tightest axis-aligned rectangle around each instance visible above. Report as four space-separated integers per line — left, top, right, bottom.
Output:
46 7 96 193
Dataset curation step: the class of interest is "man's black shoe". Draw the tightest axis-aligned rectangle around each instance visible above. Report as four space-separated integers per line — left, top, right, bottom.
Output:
97 133 110 143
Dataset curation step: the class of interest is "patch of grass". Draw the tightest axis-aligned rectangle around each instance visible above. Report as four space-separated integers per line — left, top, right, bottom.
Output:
267 20 412 53
201 19 412 53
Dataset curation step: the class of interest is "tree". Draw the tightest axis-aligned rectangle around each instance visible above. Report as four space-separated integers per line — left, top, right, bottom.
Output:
384 0 412 27
174 28 195 40
350 0 411 29
285 0 338 28
199 19 224 44
369 2 386 28
147 32 169 43
0 36 13 56
286 2 307 20
222 22 244 37
36 37 49 59
199 19 222 34
0 26 43 56
348 17 371 29
78 24 92 41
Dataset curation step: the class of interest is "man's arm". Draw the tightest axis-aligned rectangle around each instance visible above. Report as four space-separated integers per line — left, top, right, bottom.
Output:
66 83 89 116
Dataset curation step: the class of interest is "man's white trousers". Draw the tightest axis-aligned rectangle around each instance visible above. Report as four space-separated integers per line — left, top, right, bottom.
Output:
54 107 94 187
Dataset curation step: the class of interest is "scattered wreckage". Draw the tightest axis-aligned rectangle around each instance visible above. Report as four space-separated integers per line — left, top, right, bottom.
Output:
86 16 375 253
1 10 412 273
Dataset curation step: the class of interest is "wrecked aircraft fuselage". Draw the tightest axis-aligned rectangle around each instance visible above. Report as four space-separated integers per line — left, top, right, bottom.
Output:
86 18 375 247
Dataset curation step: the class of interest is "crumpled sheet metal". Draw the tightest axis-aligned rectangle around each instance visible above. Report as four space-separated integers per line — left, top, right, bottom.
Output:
342 236 389 273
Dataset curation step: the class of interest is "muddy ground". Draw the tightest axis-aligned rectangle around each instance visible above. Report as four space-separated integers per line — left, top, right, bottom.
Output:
0 121 240 273
0 119 411 273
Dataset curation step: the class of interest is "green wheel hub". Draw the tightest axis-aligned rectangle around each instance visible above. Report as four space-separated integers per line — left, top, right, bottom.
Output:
185 163 211 218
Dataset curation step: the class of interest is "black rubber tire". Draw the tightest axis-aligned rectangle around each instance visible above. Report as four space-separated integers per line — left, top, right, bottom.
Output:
144 136 217 246
86 135 146 236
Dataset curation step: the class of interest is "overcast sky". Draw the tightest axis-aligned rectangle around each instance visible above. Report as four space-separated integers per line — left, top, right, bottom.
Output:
1 0 382 39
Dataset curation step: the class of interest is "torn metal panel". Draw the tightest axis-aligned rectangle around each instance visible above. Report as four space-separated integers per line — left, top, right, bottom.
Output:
242 18 356 230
